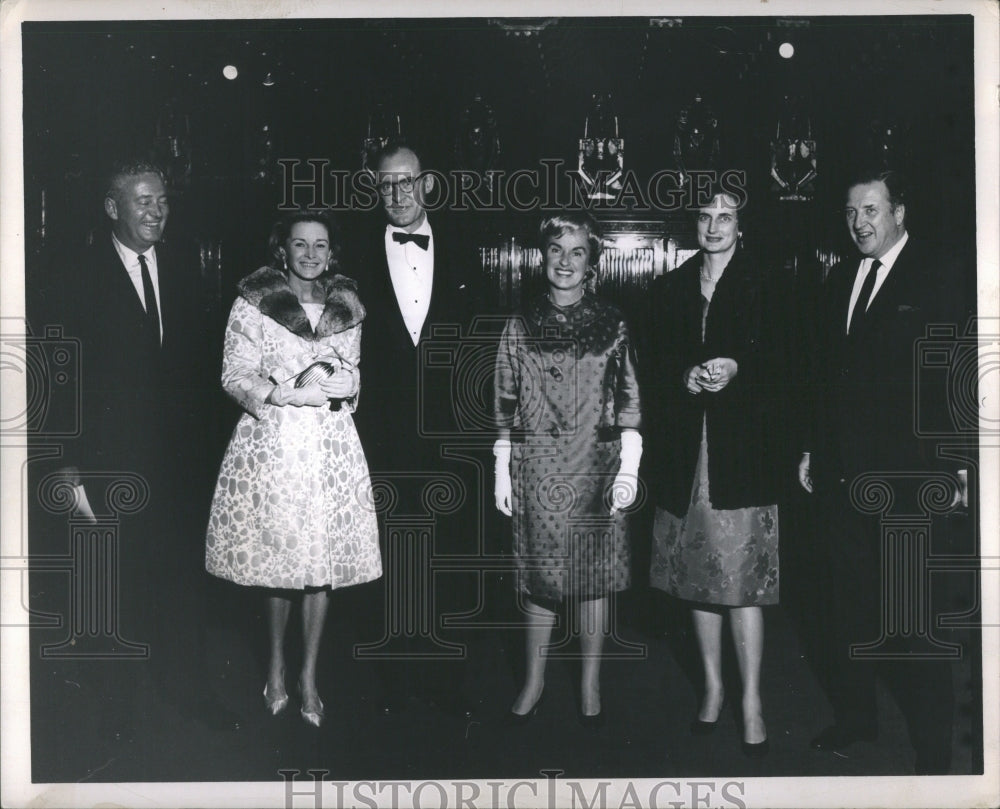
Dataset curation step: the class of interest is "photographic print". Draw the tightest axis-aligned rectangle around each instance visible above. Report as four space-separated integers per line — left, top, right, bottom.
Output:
2 1 997 807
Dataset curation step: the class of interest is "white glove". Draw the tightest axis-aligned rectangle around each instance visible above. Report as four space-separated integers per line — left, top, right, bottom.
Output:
72 483 97 524
610 430 643 515
269 380 328 407
494 439 512 516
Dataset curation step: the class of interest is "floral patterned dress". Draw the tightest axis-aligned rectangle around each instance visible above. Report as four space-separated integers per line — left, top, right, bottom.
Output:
205 267 382 590
494 293 641 602
649 276 779 607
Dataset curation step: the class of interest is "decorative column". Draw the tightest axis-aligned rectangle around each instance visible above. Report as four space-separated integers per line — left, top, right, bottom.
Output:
37 472 150 659
849 473 963 661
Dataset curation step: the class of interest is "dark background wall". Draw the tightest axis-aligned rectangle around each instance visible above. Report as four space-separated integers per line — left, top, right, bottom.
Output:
22 15 976 307
18 17 983 782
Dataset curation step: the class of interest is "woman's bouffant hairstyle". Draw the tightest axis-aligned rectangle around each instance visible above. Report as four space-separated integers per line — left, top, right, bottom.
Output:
692 181 745 224
538 211 604 268
266 209 341 274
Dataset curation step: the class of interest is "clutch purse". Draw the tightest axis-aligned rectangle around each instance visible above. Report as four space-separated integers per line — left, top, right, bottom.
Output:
294 361 339 388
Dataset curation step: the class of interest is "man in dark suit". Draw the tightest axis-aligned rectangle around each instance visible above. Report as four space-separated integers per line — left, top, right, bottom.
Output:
45 159 236 746
350 142 484 718
798 169 969 774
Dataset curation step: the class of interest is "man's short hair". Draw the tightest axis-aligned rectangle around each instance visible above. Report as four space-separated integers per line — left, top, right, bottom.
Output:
104 158 166 202
373 139 422 172
845 167 907 210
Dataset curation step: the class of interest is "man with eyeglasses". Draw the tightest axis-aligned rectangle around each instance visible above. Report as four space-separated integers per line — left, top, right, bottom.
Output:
350 142 484 720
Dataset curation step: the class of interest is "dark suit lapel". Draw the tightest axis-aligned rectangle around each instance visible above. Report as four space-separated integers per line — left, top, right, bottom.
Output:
829 260 859 338
861 241 914 326
848 240 917 340
103 237 149 329
154 244 176 350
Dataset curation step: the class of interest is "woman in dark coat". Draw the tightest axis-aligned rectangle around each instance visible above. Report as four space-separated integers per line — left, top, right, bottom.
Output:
647 188 787 755
493 212 642 727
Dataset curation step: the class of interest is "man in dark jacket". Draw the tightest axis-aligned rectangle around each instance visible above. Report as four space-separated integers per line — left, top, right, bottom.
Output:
798 169 970 774
349 142 485 718
39 158 237 755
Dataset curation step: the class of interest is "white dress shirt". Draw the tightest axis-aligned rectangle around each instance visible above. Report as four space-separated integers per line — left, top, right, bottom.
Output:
845 230 908 332
384 219 434 346
112 233 163 342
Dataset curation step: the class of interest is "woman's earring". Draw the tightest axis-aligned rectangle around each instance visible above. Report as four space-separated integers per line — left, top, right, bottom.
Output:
738 232 744 250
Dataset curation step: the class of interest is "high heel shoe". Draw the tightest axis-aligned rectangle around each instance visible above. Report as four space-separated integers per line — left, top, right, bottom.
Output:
263 682 289 716
691 695 725 735
741 738 770 757
577 691 604 731
503 691 544 727
298 682 325 728
690 716 719 735
741 712 769 757
577 708 605 731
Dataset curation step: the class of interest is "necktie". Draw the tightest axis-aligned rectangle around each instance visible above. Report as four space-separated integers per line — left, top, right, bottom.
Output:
849 258 881 335
137 253 161 349
392 231 430 250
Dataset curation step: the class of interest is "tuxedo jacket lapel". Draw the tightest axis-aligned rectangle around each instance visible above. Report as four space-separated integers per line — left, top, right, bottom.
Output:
376 220 457 347
422 232 453 341
382 249 420 349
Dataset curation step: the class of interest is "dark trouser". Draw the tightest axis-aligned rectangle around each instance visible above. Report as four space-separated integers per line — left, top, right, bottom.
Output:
74 465 218 728
353 457 481 710
815 480 955 772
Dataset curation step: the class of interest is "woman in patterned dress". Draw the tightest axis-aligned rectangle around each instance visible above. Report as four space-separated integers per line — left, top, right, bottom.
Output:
205 210 382 727
493 212 642 727
646 188 787 755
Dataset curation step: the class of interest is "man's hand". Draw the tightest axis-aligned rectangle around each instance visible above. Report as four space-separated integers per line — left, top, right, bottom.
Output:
55 467 97 523
951 469 969 509
798 452 813 494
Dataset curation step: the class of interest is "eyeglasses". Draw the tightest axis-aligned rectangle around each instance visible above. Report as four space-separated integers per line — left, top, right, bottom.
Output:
376 176 416 197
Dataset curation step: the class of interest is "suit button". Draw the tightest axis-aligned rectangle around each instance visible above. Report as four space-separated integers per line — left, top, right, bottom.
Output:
549 366 563 381
548 426 561 438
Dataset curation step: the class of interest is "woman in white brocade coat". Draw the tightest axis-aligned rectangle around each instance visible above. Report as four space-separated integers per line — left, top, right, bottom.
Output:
206 210 381 728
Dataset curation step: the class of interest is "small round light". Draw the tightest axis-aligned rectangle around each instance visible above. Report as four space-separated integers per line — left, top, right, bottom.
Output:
779 42 794 59
223 64 238 80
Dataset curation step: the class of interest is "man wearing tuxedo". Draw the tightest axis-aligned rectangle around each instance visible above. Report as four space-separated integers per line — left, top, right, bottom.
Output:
798 169 969 774
44 159 237 750
351 143 483 718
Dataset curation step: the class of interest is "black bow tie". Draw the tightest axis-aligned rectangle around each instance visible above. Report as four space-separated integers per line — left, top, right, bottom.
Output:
392 231 429 250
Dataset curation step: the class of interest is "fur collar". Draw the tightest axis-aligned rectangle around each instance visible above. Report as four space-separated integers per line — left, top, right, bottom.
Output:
237 266 366 340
